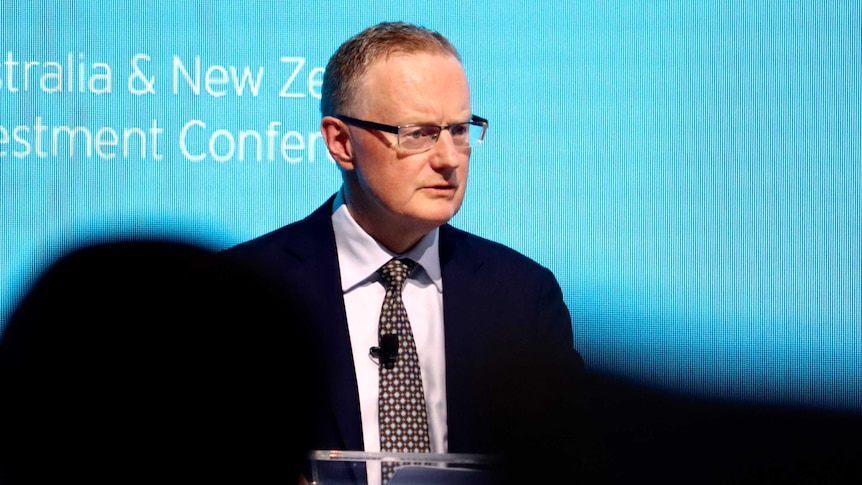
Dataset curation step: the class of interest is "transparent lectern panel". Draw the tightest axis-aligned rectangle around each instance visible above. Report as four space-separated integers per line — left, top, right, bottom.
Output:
307 450 499 485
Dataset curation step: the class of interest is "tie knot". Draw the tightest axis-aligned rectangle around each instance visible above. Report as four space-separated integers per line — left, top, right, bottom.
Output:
379 258 415 290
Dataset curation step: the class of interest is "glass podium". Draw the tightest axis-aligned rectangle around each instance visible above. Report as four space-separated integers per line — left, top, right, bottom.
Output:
307 450 499 485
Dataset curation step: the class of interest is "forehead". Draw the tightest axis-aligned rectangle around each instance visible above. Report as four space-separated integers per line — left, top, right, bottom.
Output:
354 52 470 118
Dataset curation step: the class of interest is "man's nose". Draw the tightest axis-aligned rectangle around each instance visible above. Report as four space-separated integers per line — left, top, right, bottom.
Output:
430 129 465 168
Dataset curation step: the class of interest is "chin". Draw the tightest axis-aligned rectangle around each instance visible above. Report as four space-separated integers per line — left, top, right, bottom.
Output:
399 198 462 227
412 206 459 228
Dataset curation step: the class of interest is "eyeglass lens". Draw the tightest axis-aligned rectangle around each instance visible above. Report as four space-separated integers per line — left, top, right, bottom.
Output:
398 123 483 150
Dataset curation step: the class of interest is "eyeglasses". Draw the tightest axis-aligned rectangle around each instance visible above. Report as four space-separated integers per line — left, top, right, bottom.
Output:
334 114 488 152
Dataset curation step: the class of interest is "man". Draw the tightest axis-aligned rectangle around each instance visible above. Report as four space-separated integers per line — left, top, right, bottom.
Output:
222 22 594 484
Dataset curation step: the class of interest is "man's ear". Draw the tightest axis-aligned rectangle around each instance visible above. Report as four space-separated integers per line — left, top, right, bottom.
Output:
320 116 354 171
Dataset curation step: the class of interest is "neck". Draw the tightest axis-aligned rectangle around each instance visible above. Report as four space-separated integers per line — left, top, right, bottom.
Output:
340 193 432 254
354 212 428 254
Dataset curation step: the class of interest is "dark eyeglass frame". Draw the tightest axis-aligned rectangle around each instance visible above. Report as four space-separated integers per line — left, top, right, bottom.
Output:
334 114 489 150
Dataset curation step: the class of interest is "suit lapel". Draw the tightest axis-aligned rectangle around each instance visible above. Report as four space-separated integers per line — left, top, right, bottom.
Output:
281 197 365 451
438 224 489 452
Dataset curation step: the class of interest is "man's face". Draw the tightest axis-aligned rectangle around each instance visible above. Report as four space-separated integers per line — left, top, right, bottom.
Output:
340 52 472 247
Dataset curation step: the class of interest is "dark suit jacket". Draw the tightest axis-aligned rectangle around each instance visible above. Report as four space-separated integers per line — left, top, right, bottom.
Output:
221 195 591 481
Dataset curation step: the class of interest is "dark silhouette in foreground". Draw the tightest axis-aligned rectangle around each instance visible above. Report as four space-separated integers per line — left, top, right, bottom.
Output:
0 239 319 484
583 370 862 484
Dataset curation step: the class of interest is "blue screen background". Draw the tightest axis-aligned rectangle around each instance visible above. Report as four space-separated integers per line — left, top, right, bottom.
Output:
1 1 859 410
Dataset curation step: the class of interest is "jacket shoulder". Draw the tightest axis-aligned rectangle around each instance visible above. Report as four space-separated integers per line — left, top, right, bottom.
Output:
441 224 555 276
219 197 336 270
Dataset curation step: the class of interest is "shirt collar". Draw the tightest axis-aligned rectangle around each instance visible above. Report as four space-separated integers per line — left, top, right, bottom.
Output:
331 189 443 293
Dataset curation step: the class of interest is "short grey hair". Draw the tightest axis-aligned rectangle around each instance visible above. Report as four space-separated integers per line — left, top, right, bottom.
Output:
320 21 462 117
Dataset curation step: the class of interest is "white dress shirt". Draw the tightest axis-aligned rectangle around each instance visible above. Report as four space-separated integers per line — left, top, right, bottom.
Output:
330 191 449 464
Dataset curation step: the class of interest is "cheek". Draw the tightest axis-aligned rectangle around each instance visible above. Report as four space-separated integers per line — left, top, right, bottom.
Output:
459 159 470 180
457 159 470 188
358 161 416 205
353 142 403 193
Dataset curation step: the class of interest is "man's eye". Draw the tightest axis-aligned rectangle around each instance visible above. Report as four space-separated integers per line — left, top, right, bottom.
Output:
402 128 425 140
450 124 469 137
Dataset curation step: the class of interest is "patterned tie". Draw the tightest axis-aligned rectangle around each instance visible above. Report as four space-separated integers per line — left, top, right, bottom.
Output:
377 258 431 485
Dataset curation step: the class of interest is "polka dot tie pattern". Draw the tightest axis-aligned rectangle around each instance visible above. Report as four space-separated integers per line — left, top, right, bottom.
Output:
377 258 430 485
